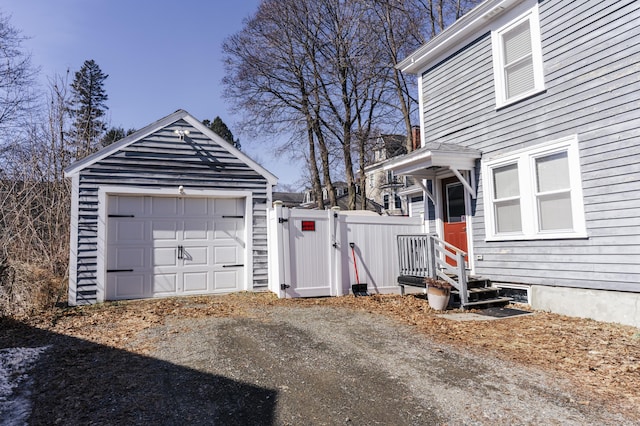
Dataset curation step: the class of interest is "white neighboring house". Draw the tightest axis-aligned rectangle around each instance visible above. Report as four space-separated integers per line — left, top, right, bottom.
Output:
364 133 425 216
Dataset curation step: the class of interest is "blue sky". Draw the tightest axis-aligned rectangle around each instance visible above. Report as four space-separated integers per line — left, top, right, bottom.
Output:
3 0 305 188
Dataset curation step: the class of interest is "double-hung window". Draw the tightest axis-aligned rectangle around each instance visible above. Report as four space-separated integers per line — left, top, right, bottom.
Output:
483 136 586 240
491 3 544 108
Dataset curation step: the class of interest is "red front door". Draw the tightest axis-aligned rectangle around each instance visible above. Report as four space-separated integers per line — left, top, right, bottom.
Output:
442 178 467 267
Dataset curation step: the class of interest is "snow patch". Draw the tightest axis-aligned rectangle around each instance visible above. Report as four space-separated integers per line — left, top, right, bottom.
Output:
0 346 50 426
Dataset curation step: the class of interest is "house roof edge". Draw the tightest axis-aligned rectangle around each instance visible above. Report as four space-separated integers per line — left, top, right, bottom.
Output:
397 0 525 74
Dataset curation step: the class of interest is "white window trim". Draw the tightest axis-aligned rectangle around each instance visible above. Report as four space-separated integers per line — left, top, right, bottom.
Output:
482 135 587 241
491 3 545 109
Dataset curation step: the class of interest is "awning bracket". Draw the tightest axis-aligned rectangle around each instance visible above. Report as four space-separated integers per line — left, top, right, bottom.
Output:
450 168 476 199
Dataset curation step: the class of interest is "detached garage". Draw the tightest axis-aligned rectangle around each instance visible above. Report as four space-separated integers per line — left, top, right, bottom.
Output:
65 109 277 305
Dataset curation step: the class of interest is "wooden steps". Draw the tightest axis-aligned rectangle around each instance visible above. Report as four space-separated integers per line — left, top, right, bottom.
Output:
397 274 511 309
449 276 510 309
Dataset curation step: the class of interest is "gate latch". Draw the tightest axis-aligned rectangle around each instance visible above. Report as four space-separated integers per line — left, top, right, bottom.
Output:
280 284 290 290
278 218 289 223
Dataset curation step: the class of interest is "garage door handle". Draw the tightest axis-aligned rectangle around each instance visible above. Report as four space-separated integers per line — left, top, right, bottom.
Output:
222 264 244 268
177 245 184 260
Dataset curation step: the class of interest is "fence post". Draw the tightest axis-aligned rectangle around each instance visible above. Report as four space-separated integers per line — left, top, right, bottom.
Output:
273 201 289 298
330 207 342 296
457 251 468 306
427 234 437 280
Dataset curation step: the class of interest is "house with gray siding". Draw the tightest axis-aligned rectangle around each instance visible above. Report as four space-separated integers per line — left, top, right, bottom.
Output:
387 0 640 326
65 109 277 305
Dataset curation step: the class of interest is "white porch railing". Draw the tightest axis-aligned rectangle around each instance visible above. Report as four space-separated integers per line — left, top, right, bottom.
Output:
397 234 469 306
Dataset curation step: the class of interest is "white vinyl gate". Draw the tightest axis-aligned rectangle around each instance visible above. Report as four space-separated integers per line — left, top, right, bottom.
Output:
268 204 424 298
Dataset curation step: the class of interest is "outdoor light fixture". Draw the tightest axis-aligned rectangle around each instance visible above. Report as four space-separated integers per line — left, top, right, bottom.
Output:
174 129 190 140
178 185 185 195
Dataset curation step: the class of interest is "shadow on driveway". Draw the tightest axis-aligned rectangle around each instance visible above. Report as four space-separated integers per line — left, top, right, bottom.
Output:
0 318 278 425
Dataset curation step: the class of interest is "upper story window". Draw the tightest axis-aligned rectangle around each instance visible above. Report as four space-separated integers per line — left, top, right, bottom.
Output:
491 4 544 108
482 135 587 241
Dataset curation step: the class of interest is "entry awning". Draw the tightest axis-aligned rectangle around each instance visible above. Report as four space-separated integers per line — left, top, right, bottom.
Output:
383 142 481 200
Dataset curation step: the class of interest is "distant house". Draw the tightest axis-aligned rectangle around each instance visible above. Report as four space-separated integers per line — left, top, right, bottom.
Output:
273 192 306 208
387 0 640 326
364 132 428 216
65 110 277 305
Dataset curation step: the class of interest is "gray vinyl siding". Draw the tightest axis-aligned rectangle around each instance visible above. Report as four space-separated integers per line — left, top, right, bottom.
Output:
74 119 270 304
421 0 640 292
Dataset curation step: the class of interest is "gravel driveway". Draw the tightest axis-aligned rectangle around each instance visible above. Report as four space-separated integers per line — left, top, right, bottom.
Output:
4 303 635 425
131 306 628 425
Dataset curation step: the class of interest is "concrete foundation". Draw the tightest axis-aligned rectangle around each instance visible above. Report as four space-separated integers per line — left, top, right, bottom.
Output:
530 285 640 328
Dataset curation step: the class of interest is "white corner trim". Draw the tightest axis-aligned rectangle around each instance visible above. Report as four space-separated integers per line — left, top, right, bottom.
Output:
243 194 254 292
68 175 80 306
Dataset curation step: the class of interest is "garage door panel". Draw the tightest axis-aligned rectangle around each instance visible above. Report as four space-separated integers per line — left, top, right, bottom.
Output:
112 274 147 299
114 220 145 242
214 198 242 216
214 246 240 265
154 274 177 295
184 247 208 265
154 247 178 267
151 197 178 215
183 272 208 293
112 196 145 215
114 247 146 269
184 198 208 215
184 220 209 240
214 220 243 240
213 270 241 290
152 220 178 241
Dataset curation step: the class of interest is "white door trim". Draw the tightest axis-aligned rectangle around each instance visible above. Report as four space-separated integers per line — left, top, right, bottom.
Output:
435 173 476 274
96 186 254 302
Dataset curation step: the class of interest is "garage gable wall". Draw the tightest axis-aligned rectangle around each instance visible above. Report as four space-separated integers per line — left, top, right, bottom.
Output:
68 114 274 305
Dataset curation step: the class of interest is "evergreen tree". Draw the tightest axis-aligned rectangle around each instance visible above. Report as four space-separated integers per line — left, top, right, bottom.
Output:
203 116 241 149
101 126 136 147
70 60 108 159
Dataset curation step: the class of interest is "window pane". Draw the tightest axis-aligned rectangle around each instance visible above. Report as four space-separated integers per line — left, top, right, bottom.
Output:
538 192 573 230
503 21 532 64
536 151 569 192
493 163 519 199
506 58 534 98
495 200 522 233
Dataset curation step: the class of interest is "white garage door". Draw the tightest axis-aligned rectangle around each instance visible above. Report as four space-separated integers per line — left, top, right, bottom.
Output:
106 195 245 300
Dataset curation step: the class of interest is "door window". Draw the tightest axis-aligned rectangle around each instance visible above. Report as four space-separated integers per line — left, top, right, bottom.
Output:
445 182 465 223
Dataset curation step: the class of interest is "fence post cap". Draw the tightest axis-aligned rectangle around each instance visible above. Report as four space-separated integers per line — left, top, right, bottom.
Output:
273 200 284 207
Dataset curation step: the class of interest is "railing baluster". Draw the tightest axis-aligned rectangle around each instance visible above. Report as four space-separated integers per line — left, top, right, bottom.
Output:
397 233 468 306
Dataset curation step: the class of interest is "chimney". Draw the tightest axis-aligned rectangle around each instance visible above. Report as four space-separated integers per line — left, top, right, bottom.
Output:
411 126 421 151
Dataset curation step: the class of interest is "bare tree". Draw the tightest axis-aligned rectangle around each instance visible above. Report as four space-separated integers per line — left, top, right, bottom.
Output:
224 0 395 210
0 12 38 136
0 74 72 317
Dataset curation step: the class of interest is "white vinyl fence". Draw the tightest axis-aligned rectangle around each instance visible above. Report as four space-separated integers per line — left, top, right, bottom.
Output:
268 203 424 298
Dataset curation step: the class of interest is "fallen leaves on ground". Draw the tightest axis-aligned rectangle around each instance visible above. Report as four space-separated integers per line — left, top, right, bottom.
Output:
6 291 640 421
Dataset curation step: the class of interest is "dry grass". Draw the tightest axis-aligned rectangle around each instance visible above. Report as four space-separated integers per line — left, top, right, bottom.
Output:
13 292 640 422
0 261 66 319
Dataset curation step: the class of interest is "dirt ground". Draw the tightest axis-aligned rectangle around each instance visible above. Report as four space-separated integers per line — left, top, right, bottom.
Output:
1 292 639 424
